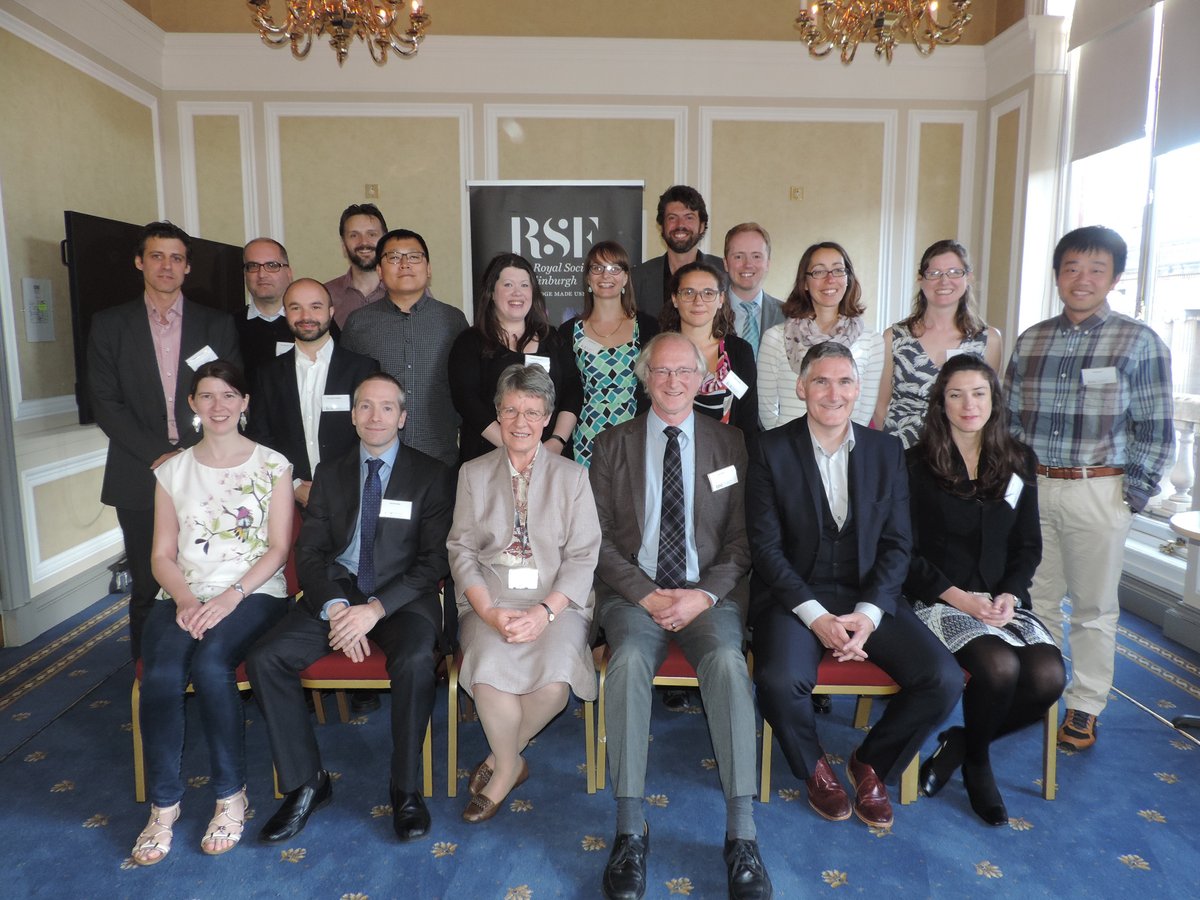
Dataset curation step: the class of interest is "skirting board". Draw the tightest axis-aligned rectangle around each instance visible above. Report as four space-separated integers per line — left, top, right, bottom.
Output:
0 554 121 646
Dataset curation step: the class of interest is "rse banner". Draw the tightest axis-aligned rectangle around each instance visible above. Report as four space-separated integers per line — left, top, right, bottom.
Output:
467 181 644 326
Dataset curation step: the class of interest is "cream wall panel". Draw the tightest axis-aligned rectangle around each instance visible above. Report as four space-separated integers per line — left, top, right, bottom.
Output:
267 106 471 314
491 113 678 262
32 467 115 559
986 107 1022 343
0 28 158 408
914 123 965 252
706 117 889 331
192 115 245 246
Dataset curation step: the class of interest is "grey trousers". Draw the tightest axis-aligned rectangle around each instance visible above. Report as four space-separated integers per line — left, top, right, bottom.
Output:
598 597 758 800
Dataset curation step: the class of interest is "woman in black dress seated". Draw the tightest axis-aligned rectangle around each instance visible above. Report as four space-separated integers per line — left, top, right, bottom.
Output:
449 253 582 464
906 353 1065 825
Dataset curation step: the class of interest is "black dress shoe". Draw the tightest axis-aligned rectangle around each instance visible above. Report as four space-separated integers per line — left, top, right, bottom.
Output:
812 694 832 715
389 784 431 841
962 762 1008 826
662 688 696 711
918 727 965 798
602 825 649 900
724 837 773 899
259 770 332 843
351 690 381 714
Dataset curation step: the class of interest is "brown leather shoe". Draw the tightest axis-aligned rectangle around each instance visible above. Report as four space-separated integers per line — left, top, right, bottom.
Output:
806 755 851 821
846 751 893 829
461 792 500 824
468 759 493 796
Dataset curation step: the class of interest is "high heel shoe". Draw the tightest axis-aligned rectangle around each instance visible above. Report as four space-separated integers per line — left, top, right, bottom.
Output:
201 787 247 855
962 762 1008 826
131 801 181 866
918 727 965 798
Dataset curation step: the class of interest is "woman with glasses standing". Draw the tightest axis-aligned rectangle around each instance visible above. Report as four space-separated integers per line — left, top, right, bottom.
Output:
756 242 883 429
449 253 582 464
875 239 1002 447
659 260 760 432
559 241 659 467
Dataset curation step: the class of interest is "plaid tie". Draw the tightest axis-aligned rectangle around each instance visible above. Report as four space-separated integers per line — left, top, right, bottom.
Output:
656 426 687 589
357 457 384 594
739 301 760 355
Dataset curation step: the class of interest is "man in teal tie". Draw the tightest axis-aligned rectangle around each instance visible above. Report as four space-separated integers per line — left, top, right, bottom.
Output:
724 223 784 359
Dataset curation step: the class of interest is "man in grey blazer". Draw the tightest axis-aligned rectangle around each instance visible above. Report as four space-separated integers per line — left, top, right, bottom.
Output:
87 221 240 659
631 185 725 318
590 332 771 900
724 223 784 359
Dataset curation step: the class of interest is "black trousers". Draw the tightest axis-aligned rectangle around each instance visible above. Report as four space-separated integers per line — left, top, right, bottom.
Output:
117 505 159 661
247 604 439 794
752 601 963 783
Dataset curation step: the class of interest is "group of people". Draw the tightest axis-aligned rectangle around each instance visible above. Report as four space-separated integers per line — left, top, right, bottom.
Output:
87 182 1173 899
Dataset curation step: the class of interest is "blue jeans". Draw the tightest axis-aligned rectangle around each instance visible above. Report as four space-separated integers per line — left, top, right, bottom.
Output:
140 594 288 805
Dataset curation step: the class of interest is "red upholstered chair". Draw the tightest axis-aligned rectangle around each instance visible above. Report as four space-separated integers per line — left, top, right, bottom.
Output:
446 647 597 796
594 641 732 792
130 660 251 803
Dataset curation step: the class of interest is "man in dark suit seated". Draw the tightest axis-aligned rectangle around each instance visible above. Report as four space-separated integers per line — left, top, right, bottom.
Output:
631 185 725 318
247 373 454 843
236 238 295 384
590 332 771 900
87 220 240 659
246 278 378 509
745 342 962 829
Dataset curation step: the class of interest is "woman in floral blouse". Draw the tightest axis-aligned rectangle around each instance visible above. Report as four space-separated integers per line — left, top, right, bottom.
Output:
131 360 293 865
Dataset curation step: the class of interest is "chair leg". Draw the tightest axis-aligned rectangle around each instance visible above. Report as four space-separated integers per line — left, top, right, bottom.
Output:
273 765 283 800
1042 699 1058 801
853 696 873 729
335 691 350 723
447 658 459 798
899 753 918 804
595 658 608 791
422 717 433 798
759 719 773 803
132 678 146 803
312 690 327 725
584 699 596 794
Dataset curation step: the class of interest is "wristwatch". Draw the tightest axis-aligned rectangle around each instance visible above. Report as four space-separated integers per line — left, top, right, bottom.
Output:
539 601 556 622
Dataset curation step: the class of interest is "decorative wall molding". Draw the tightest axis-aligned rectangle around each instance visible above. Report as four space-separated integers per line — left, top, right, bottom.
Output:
980 89 1030 351
985 14 1069 99
177 101 259 242
20 449 120 583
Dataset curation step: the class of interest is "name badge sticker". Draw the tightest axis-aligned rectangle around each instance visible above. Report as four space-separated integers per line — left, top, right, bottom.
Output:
1004 473 1023 509
1081 366 1118 386
723 370 749 399
186 345 219 371
578 337 604 356
275 341 293 357
525 354 551 373
707 465 739 491
322 394 351 412
508 568 539 591
379 499 412 519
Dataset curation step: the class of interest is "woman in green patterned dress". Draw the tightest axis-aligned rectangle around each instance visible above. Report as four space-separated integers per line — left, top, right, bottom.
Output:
559 241 659 466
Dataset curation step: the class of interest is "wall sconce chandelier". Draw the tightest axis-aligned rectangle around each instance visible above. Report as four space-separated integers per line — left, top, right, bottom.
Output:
247 1 432 66
795 1 972 63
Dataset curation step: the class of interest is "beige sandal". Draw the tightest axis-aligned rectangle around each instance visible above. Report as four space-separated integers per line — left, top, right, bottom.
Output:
131 801 181 866
200 787 246 856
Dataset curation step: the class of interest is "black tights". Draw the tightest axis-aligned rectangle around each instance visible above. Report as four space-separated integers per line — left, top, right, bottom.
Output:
955 637 1066 765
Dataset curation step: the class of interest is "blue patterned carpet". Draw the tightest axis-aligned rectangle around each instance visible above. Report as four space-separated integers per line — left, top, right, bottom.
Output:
2 594 1199 899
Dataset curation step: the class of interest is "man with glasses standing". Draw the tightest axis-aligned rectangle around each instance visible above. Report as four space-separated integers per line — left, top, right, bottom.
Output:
340 229 467 469
238 238 295 384
590 332 771 900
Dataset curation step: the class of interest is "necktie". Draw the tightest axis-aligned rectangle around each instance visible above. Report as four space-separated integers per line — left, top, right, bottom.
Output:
656 426 687 589
738 301 760 355
357 457 384 594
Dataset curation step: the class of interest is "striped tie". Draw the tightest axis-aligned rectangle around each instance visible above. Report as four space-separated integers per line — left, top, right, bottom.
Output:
656 426 687 589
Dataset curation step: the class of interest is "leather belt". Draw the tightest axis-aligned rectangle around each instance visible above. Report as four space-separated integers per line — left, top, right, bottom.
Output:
1036 464 1124 480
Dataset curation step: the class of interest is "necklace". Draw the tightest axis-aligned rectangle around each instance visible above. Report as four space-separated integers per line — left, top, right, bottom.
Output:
586 316 628 340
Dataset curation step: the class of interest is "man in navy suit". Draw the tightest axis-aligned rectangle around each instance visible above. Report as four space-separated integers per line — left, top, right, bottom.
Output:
248 372 454 844
87 221 240 659
746 342 961 829
246 278 378 508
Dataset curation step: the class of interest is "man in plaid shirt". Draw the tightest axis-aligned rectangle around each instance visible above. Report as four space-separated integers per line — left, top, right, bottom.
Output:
1005 225 1174 750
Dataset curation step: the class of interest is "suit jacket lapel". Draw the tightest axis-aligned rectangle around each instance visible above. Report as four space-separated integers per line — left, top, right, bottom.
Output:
126 303 168 421
794 417 824 529
336 448 362 547
629 420 647 530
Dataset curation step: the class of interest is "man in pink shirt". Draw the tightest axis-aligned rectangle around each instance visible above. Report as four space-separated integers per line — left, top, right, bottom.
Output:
325 203 388 329
87 221 241 658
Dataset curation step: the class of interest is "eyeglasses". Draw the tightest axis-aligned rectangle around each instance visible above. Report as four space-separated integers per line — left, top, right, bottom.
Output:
588 263 625 276
243 261 288 273
675 287 721 303
923 268 967 280
647 366 700 380
806 267 848 280
381 251 427 265
498 406 549 422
